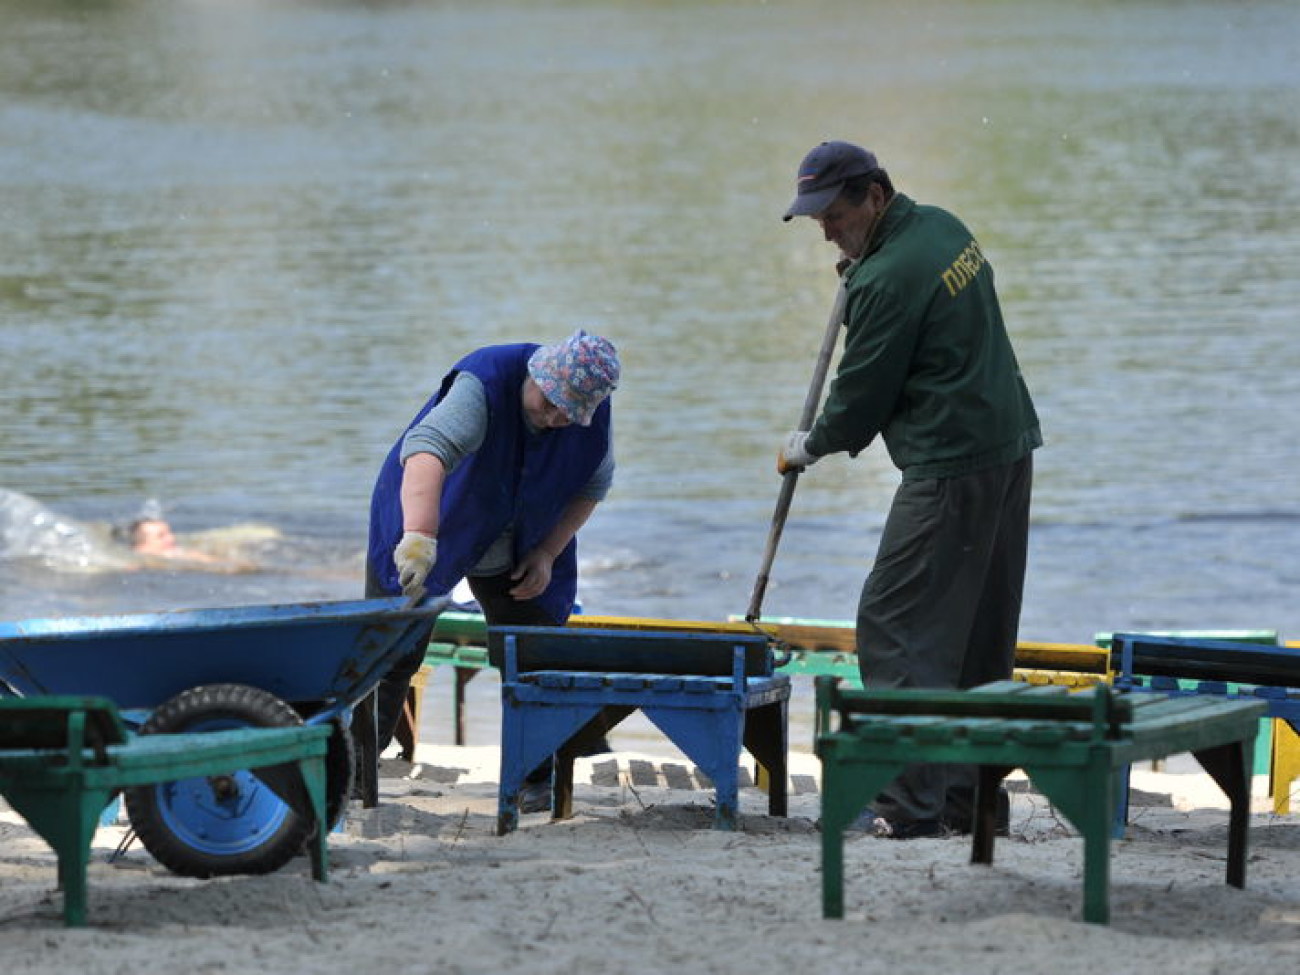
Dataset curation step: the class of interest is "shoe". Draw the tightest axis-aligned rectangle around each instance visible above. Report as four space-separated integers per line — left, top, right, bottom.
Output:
842 806 882 833
842 807 947 840
871 817 949 840
518 778 551 815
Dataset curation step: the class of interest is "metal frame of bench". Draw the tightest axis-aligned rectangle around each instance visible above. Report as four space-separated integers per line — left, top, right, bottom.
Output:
1110 632 1300 823
0 695 331 926
492 626 790 835
815 678 1265 924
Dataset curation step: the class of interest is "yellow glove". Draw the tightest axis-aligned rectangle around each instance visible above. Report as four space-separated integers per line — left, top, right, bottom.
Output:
394 531 437 597
776 431 820 475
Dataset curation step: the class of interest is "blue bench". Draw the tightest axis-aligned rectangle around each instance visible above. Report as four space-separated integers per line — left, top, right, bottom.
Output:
418 612 1109 748
1110 632 1300 828
490 626 790 834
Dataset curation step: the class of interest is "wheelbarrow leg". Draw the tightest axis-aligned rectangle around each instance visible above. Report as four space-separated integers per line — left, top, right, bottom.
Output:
351 691 380 808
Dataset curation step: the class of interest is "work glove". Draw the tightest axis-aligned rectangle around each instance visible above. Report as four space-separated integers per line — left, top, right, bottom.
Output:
777 431 820 475
394 531 437 597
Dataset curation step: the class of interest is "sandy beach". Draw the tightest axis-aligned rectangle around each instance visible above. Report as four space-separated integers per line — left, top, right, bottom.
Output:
4 737 1300 975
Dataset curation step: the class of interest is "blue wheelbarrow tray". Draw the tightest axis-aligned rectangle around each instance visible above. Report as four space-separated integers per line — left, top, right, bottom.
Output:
0 596 448 722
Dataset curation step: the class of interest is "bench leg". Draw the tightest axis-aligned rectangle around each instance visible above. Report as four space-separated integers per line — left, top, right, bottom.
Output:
822 818 846 920
1081 802 1113 924
547 707 628 822
59 848 90 927
554 741 576 821
1111 763 1132 839
643 706 742 829
713 727 742 831
1193 739 1254 889
300 753 330 883
1271 719 1300 816
744 700 789 818
970 765 1011 865
350 692 380 808
453 667 478 747
497 704 528 836
819 751 851 919
1023 763 1114 923
497 699 603 834
4 785 115 926
817 750 906 919
249 757 332 882
62 791 109 926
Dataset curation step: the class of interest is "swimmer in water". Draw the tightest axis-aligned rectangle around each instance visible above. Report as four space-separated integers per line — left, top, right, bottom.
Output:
127 517 181 555
124 516 250 570
126 517 217 562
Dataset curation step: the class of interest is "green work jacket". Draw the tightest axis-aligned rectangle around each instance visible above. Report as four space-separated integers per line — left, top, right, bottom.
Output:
806 194 1041 480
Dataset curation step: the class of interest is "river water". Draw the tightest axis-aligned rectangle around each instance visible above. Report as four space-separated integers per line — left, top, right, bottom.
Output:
3 0 1299 666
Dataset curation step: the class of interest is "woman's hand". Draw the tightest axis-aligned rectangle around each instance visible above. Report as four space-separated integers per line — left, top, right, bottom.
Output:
509 547 556 599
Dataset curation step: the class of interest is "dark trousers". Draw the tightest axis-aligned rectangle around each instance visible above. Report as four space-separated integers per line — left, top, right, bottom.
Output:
465 573 569 784
367 570 560 756
466 573 614 782
350 564 439 805
856 453 1033 824
365 564 436 754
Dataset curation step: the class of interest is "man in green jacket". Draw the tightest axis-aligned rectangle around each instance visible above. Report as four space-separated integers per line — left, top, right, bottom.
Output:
778 141 1042 839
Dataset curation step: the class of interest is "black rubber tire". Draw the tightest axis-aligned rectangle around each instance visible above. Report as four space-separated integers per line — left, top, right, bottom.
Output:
123 683 312 878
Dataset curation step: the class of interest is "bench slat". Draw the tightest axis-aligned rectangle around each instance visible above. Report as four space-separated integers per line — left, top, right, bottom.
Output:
980 682 1072 698
831 687 1129 725
0 695 129 753
1127 693 1245 722
1112 633 1300 687
488 626 772 677
1127 698 1263 738
844 713 1097 747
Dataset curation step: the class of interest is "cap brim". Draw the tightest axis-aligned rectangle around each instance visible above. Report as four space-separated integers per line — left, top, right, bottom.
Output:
782 183 843 222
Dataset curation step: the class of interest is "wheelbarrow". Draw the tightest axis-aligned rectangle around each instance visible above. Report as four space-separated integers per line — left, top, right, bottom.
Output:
0 595 448 878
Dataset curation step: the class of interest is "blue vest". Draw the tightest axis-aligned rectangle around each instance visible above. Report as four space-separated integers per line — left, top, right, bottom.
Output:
367 344 611 622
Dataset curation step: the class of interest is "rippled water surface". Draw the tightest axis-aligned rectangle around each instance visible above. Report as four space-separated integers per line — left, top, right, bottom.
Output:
2 0 1298 645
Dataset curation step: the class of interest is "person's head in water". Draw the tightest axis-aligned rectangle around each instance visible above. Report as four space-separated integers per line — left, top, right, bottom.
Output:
127 517 178 556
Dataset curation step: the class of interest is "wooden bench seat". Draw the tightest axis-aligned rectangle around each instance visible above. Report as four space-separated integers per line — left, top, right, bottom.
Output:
490 626 790 834
0 695 331 926
816 679 1266 924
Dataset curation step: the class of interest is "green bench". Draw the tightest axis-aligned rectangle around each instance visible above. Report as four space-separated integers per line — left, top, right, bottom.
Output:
0 695 332 926
815 678 1266 924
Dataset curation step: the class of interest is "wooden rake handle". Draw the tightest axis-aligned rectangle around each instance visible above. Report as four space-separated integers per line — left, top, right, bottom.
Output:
745 281 849 622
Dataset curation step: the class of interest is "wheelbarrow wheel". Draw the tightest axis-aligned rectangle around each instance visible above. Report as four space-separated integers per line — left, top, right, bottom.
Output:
123 683 313 878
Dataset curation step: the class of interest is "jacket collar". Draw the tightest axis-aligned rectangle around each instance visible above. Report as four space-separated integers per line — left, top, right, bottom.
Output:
861 192 914 260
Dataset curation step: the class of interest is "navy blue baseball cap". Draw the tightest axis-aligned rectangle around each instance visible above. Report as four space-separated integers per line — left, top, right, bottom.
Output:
782 141 879 221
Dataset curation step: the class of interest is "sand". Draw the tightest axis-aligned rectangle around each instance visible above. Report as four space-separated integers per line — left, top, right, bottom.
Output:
3 744 1300 974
